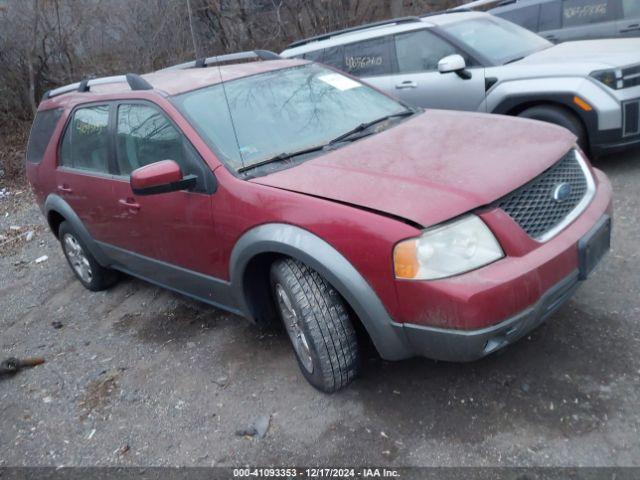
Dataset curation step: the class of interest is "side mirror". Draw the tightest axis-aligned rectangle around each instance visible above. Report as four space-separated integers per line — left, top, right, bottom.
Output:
438 54 472 80
130 160 197 196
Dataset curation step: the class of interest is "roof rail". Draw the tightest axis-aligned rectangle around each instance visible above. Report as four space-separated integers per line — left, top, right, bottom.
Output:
42 73 152 100
449 0 504 10
160 49 281 71
285 16 422 50
421 7 472 17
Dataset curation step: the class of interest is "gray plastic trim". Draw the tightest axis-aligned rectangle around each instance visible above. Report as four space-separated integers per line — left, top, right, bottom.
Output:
44 194 111 266
229 223 410 360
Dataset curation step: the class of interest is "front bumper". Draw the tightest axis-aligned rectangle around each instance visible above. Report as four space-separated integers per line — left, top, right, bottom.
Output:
393 270 580 362
384 169 612 362
591 128 640 156
591 97 640 155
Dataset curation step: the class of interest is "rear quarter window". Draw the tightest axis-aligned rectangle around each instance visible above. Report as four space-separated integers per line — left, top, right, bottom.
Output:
26 108 63 164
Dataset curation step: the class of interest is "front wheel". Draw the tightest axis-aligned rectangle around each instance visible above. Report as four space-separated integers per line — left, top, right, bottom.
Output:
270 258 359 393
518 105 588 153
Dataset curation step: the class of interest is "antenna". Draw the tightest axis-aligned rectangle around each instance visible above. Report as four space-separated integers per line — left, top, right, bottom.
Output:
215 57 246 170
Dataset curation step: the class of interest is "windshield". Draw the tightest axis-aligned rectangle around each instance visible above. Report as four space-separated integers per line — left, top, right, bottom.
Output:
441 16 551 65
173 63 408 172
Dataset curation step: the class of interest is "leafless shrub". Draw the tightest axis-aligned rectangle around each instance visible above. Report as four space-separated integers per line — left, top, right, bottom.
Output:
0 0 463 182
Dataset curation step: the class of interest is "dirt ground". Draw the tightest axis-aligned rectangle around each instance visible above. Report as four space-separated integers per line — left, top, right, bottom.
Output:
1 148 639 468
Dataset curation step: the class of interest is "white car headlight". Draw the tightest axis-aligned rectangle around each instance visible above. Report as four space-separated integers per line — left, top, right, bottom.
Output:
393 215 504 280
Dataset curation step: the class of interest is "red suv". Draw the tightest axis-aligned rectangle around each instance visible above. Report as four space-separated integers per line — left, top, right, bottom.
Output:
26 51 612 392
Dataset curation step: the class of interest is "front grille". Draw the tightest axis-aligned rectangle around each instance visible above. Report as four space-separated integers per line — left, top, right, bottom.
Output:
497 150 592 241
622 64 640 89
624 100 640 137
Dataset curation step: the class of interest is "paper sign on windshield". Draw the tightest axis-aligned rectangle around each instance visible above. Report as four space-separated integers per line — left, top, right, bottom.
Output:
318 73 362 91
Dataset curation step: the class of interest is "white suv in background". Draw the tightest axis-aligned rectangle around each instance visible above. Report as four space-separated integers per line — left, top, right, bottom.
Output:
281 11 640 156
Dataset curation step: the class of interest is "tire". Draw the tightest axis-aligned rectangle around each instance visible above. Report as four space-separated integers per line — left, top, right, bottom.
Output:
518 105 588 152
270 258 359 393
58 221 118 291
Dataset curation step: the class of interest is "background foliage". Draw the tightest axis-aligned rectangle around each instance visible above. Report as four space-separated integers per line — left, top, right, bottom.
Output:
0 0 462 181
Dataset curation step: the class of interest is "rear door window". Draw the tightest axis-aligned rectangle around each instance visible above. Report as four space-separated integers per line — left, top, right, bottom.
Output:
622 0 640 19
539 1 563 30
394 29 459 74
343 36 394 76
562 0 613 26
59 105 110 173
26 108 63 164
500 4 541 31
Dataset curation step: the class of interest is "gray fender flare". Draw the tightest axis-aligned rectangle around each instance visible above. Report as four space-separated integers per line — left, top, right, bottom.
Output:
44 194 111 267
229 223 410 361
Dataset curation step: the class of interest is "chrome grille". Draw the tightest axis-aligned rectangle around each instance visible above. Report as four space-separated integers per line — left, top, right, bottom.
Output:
622 64 640 89
497 150 594 241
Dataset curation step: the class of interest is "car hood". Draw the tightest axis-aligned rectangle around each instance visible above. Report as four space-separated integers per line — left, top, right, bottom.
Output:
250 110 577 227
519 38 640 70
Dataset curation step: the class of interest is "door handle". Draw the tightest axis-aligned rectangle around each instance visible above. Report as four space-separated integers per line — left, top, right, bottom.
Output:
620 24 640 33
118 198 141 211
57 184 73 193
395 80 418 89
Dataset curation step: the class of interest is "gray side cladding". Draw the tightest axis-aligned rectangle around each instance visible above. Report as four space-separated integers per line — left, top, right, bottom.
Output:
229 223 411 360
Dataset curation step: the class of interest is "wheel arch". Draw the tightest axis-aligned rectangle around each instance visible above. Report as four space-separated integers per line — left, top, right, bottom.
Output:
229 223 410 361
491 92 597 148
43 194 111 267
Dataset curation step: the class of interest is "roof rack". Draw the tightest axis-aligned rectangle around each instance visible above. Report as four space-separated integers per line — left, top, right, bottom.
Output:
160 49 281 71
42 73 152 100
285 16 422 50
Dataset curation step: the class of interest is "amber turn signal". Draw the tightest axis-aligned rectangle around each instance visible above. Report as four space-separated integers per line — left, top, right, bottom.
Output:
393 239 419 279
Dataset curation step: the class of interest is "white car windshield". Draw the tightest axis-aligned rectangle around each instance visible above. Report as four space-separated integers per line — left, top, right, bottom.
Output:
173 63 409 172
441 16 552 65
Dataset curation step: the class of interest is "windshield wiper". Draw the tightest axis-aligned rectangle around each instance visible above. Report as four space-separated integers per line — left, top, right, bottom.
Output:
237 144 328 174
237 109 416 175
328 110 415 146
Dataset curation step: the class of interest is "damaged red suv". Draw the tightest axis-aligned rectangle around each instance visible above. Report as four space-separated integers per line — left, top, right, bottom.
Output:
26 51 612 392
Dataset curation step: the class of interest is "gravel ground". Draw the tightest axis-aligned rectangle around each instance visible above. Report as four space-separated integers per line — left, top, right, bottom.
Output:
1 148 639 468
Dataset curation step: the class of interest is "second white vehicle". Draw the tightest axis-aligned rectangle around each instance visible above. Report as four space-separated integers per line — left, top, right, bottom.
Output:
281 11 640 156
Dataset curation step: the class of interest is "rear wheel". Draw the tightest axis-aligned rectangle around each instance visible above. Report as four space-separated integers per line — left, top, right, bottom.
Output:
518 105 588 152
58 221 118 291
270 258 359 393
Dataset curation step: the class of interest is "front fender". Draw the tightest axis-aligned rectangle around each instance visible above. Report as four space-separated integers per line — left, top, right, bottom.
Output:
488 76 620 132
229 223 410 361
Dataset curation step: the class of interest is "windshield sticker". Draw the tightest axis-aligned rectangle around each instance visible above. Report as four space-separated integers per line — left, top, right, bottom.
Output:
318 73 362 91
239 145 259 157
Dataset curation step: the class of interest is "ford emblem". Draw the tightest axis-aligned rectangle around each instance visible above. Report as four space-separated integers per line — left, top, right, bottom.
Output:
552 183 572 203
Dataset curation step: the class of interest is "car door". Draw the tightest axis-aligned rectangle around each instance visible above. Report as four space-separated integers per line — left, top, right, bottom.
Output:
390 28 486 111
108 101 219 280
56 104 124 248
617 0 640 36
553 0 618 41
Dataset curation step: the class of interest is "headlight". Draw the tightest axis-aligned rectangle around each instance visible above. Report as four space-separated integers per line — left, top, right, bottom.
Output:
393 215 504 280
590 68 623 90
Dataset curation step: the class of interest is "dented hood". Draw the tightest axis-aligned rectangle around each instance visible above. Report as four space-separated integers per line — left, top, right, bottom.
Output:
250 110 577 227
